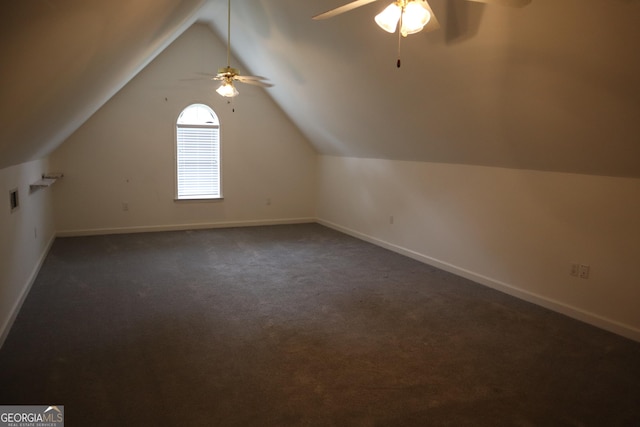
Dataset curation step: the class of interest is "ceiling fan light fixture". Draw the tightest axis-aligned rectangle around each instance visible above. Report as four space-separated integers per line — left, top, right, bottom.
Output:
375 1 431 37
400 1 431 36
216 81 239 97
374 3 402 33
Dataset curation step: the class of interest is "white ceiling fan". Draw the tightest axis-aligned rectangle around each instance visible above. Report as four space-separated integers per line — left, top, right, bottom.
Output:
313 0 532 67
214 0 272 97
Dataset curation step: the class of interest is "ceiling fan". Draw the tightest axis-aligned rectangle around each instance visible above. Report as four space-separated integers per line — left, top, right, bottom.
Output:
214 0 272 97
313 0 532 67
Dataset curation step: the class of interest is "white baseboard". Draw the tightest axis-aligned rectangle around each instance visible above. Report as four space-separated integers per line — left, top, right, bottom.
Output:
0 234 56 350
317 219 640 343
56 217 316 237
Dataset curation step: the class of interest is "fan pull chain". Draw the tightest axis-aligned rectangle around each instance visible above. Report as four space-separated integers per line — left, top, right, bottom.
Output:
397 33 401 68
397 10 403 68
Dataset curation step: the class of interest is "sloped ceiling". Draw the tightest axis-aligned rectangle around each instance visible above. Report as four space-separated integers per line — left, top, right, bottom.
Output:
2 0 640 177
0 0 206 169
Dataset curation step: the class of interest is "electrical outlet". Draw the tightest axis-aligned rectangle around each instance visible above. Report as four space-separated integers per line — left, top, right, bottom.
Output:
122 202 129 211
579 264 590 279
570 263 580 277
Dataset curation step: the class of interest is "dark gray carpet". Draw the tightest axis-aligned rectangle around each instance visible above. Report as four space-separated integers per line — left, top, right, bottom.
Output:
1 223 639 426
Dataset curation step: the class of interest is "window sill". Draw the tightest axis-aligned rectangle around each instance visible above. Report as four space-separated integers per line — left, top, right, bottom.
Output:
174 197 224 203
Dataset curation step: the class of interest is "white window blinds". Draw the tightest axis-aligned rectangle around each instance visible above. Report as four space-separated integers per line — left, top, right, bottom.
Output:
176 126 219 198
175 104 221 200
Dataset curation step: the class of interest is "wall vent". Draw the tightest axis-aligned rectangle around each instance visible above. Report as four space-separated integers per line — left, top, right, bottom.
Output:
9 188 19 212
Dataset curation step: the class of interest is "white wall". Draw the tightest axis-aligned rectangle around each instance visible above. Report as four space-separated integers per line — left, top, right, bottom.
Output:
317 155 640 341
0 158 56 346
51 24 317 235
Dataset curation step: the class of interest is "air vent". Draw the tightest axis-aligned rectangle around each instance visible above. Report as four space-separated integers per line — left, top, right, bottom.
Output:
9 188 19 212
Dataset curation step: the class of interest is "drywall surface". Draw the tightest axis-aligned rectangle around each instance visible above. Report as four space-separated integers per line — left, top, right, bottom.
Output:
317 155 640 340
0 0 206 170
51 24 317 235
201 0 640 178
0 158 55 346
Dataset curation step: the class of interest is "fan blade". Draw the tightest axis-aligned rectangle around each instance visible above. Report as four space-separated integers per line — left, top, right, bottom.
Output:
464 0 531 7
313 0 380 20
235 75 269 82
238 79 274 88
195 72 216 78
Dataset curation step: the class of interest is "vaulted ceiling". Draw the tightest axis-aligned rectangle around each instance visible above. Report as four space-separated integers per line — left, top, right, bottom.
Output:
0 0 206 169
2 0 639 176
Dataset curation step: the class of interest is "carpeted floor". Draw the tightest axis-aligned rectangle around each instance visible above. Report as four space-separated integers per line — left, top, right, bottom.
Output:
1 223 639 426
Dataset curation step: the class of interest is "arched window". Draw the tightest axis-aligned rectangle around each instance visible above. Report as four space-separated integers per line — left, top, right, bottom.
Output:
175 103 221 200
